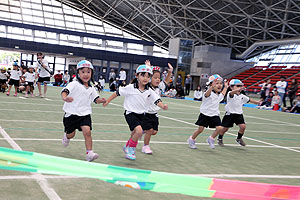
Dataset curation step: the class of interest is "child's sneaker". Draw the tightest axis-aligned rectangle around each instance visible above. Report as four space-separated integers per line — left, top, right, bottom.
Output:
218 139 224 147
25 94 28 98
206 136 215 149
13 93 17 97
236 138 246 146
142 145 152 154
6 92 9 96
62 133 70 147
125 147 136 160
86 151 99 162
187 136 197 149
123 145 128 154
31 94 34 98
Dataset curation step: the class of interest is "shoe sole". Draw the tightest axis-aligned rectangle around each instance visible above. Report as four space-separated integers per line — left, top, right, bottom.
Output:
142 150 152 155
125 155 136 160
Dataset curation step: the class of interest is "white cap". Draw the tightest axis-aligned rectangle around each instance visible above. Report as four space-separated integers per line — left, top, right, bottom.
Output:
77 60 93 71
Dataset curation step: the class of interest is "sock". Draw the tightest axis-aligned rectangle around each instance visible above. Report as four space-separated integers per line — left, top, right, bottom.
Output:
86 149 92 154
126 139 130 147
237 132 243 139
218 134 223 140
128 138 138 147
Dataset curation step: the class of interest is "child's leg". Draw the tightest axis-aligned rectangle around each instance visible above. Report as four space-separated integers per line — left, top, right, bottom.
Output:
218 127 229 139
130 125 143 143
81 125 92 151
7 84 12 93
236 123 246 146
210 126 223 139
14 86 18 95
191 126 204 139
144 129 153 146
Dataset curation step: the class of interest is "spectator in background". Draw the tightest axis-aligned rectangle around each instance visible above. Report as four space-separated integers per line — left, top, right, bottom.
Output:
259 79 272 99
35 52 51 97
275 76 287 108
61 70 70 87
288 79 298 107
118 68 126 87
289 93 300 113
271 90 282 111
185 74 192 96
176 75 182 86
108 69 116 85
194 85 203 101
257 92 274 109
54 70 63 86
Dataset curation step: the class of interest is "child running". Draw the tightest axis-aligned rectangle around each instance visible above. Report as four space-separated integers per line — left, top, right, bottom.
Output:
142 60 173 154
6 62 22 96
217 79 260 147
187 74 228 149
61 60 106 162
0 67 9 93
103 64 168 160
23 65 36 98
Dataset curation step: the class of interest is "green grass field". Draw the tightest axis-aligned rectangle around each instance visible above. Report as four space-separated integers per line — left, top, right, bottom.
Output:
0 86 299 199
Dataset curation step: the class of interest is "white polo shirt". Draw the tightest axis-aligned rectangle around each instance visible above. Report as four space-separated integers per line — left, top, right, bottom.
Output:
62 81 99 116
148 81 167 114
0 72 8 80
35 60 50 78
118 83 161 114
225 93 250 114
10 70 22 80
275 81 287 93
200 91 224 116
24 72 36 82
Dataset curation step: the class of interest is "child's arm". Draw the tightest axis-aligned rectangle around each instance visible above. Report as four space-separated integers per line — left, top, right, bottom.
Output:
156 101 168 110
204 84 213 97
164 63 173 84
103 92 118 107
61 91 73 102
221 80 229 96
249 98 261 105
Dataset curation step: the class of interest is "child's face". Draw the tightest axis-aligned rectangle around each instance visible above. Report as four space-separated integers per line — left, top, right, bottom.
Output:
137 72 151 86
151 71 161 87
78 67 92 83
212 80 223 92
13 66 18 70
1 70 5 73
29 68 34 73
232 84 243 93
297 96 300 101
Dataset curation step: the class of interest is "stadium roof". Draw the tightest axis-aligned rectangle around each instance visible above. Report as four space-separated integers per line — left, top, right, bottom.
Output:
58 0 300 59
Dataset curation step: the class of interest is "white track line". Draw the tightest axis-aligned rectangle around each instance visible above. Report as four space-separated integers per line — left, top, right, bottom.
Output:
0 126 61 200
0 175 79 180
1 138 300 149
192 174 300 179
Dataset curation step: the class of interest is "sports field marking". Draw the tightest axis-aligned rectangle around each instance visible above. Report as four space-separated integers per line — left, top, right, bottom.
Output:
0 175 79 180
0 174 299 180
0 119 195 129
0 126 61 200
1 138 299 149
18 96 27 100
192 174 300 178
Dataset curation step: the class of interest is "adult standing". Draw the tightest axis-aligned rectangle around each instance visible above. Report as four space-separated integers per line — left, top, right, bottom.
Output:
108 69 116 85
185 74 192 96
288 79 298 107
118 68 126 87
275 76 288 107
259 79 272 99
35 52 51 97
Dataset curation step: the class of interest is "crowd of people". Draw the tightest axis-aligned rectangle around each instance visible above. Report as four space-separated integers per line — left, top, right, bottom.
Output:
257 76 300 113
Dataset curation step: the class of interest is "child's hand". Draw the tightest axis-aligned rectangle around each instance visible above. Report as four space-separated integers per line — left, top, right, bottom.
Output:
103 102 109 107
162 104 168 110
145 60 151 67
167 63 173 72
63 96 73 102
99 98 106 104
223 80 228 88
